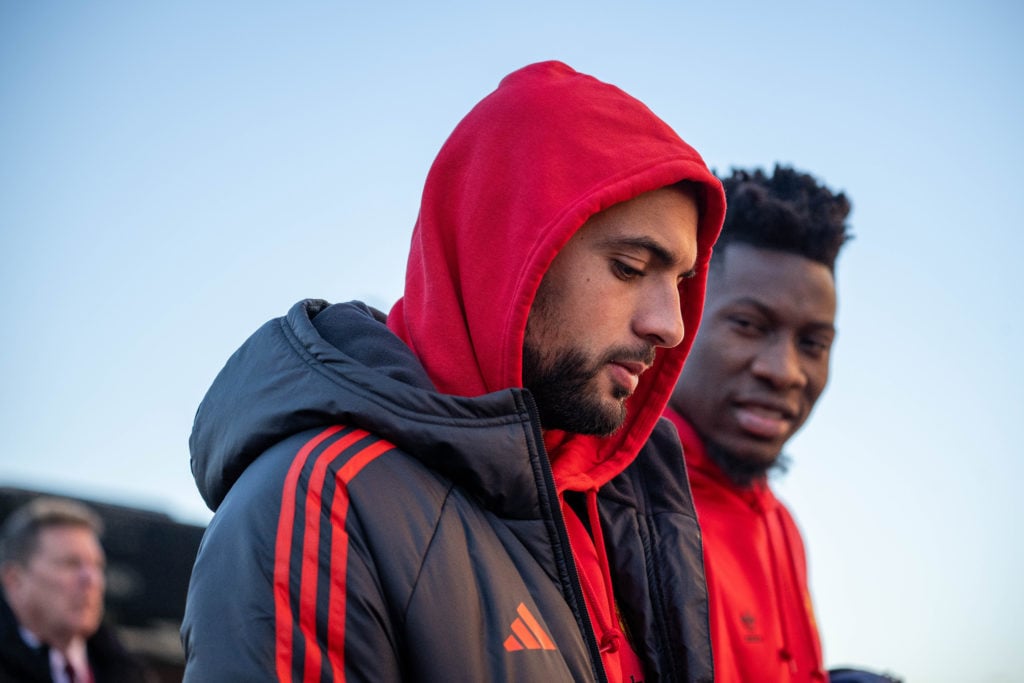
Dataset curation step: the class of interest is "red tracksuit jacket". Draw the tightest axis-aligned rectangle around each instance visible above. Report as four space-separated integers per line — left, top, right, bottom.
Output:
665 409 828 682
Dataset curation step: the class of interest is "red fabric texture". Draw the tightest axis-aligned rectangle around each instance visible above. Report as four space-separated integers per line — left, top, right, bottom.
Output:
665 408 827 683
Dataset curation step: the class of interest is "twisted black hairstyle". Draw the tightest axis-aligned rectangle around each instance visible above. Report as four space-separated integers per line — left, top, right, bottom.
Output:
714 165 852 272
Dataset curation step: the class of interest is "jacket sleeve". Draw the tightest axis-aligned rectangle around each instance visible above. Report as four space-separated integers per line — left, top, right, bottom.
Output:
182 427 404 682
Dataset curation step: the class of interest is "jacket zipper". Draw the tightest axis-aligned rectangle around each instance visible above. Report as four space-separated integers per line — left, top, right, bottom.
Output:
519 389 610 683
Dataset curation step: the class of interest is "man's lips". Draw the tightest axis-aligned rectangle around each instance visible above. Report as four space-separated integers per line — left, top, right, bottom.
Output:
733 399 797 439
608 360 649 395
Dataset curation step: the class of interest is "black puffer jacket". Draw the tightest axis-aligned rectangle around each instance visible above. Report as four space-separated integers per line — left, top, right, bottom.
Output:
182 300 711 682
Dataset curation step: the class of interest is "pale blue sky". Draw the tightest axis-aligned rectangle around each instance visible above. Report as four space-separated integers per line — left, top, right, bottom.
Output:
2 2 1020 681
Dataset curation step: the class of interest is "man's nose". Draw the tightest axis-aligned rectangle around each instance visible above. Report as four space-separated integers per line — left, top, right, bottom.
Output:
636 284 685 348
751 336 806 389
78 563 105 588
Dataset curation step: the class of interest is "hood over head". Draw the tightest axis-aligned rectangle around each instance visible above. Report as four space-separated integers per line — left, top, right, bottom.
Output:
388 61 725 491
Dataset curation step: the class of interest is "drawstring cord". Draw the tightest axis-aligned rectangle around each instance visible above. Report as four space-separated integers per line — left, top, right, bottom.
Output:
776 507 827 679
759 494 798 674
561 489 627 655
750 486 825 679
586 488 625 654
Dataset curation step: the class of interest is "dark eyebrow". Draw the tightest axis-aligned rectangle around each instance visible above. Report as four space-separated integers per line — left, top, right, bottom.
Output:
598 236 696 277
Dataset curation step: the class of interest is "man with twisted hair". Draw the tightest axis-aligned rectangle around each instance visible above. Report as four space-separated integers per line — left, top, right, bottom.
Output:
666 165 860 682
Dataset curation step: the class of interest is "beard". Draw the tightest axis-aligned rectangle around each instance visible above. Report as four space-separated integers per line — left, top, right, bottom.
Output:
704 439 791 488
522 341 654 437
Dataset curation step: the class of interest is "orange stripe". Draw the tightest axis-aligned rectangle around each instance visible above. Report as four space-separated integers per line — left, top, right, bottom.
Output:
274 426 343 682
517 602 557 650
511 618 542 649
503 634 524 651
298 429 370 682
323 438 394 682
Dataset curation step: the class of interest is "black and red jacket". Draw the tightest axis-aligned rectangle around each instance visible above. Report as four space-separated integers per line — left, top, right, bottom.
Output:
184 61 725 682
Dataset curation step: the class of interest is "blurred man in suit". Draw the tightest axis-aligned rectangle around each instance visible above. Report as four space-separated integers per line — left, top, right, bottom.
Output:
0 496 151 683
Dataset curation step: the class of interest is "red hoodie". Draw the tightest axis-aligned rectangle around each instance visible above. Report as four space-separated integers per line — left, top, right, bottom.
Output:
388 61 725 681
665 408 828 683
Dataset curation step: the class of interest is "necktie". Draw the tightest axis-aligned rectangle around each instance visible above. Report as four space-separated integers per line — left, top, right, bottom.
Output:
64 659 77 683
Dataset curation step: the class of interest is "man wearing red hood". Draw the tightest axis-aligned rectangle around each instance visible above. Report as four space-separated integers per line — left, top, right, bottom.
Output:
183 61 724 682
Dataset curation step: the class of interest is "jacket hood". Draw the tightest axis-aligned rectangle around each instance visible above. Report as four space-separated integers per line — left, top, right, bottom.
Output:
388 61 725 491
191 300 545 511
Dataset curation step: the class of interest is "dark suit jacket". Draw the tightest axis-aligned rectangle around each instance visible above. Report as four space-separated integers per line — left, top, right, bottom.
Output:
0 591 152 683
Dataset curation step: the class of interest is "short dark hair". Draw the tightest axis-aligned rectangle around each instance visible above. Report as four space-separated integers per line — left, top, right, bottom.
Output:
714 165 852 271
0 497 103 566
